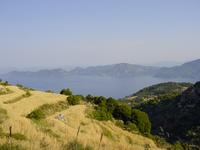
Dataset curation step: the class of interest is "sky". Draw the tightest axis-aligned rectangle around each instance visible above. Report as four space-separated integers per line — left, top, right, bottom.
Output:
0 0 200 70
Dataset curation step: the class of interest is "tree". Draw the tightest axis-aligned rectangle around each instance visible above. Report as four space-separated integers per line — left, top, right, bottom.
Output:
60 88 73 95
106 97 118 113
131 109 151 135
112 104 131 123
67 95 81 105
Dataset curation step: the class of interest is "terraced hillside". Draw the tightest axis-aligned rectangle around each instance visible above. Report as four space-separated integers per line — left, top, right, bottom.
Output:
0 84 163 150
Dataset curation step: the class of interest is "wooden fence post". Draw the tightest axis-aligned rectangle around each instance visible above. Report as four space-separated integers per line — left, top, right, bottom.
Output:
76 125 81 141
98 133 103 150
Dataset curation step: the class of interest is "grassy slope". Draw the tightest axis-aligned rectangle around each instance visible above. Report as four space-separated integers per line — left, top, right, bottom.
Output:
0 85 163 150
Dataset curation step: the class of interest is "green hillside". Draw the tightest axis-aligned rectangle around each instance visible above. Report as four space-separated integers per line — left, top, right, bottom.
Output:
133 82 200 149
124 82 192 106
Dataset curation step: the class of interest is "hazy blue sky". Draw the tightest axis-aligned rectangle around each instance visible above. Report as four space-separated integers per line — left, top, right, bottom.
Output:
0 0 200 69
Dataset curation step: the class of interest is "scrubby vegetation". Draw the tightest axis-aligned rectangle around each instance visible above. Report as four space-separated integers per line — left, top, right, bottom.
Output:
131 109 151 135
132 82 192 98
27 101 68 120
0 143 26 150
0 132 27 141
60 88 73 95
127 82 200 149
85 95 151 135
67 95 81 105
0 80 9 86
63 140 93 150
16 84 34 91
124 82 192 106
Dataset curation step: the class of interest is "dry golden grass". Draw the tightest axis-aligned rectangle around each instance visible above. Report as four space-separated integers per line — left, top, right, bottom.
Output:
0 85 164 150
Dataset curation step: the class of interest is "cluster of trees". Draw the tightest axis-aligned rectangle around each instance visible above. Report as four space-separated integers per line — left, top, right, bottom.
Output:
59 88 151 135
67 95 82 105
60 88 73 96
0 80 9 86
60 88 83 105
85 95 151 135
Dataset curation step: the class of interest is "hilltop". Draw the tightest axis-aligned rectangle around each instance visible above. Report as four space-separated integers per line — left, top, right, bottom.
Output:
0 82 162 150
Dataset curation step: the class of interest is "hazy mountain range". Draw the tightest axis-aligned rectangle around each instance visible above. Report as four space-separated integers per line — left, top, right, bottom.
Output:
0 59 199 98
2 59 200 80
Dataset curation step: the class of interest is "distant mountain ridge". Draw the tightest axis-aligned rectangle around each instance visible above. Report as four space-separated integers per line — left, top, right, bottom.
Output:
69 63 159 77
1 63 160 78
6 69 68 78
155 59 200 80
1 59 200 79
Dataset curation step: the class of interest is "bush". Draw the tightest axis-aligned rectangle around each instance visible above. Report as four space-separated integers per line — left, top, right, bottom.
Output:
115 120 124 128
151 135 171 148
0 81 9 86
27 108 45 120
112 104 131 123
63 140 93 150
85 94 152 135
9 133 27 141
25 90 31 97
92 107 112 121
172 141 185 150
126 121 138 132
60 88 73 95
93 96 106 106
0 143 26 150
27 101 68 120
67 95 81 105
85 94 94 103
106 97 118 113
131 109 151 135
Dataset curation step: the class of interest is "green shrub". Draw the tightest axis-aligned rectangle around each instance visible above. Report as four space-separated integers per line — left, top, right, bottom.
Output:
24 90 31 97
92 107 112 121
0 81 9 86
27 101 68 120
0 143 26 150
150 135 172 149
10 133 27 141
106 97 118 113
112 104 131 123
100 126 114 140
93 96 106 106
85 94 152 136
115 120 124 128
67 95 81 105
63 140 93 150
85 94 94 103
172 141 185 150
27 109 45 120
60 88 72 95
126 121 138 132
131 109 151 135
